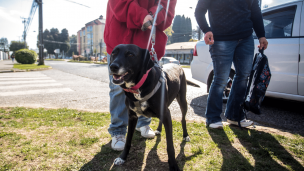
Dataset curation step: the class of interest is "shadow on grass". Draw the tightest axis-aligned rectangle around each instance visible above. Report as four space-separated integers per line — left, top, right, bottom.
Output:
79 131 149 171
176 141 204 170
143 135 168 170
207 128 254 170
230 125 303 170
79 141 120 171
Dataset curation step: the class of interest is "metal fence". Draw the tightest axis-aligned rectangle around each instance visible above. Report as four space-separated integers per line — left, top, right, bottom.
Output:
0 51 9 61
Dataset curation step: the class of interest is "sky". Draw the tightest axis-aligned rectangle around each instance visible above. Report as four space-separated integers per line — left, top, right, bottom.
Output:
0 0 289 50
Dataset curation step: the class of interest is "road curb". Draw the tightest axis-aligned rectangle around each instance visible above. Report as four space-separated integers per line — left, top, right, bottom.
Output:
0 67 52 73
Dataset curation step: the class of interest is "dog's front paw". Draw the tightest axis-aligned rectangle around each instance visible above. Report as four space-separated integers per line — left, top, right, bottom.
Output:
183 136 190 142
154 130 161 135
114 157 125 165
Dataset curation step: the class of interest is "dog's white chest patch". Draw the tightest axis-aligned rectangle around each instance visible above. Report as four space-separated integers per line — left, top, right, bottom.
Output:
125 81 135 88
129 101 149 117
134 93 143 101
140 101 148 111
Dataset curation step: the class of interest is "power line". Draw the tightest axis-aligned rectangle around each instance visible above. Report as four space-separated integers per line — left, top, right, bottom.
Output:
62 0 90 8
44 39 89 45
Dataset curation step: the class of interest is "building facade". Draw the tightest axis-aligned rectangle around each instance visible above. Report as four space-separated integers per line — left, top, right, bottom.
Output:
77 15 106 57
164 42 196 64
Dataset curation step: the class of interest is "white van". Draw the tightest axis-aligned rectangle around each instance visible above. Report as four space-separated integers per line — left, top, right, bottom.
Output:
191 0 304 102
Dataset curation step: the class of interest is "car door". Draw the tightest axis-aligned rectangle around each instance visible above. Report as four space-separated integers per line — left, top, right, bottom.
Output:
299 2 304 96
255 3 301 95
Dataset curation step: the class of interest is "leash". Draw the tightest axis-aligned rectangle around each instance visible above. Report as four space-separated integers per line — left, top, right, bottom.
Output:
142 2 166 126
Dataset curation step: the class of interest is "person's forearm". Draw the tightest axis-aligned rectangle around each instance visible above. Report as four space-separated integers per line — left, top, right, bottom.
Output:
251 0 265 38
195 0 211 34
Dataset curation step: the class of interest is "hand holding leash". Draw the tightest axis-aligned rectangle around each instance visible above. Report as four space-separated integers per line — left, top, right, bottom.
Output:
141 5 164 31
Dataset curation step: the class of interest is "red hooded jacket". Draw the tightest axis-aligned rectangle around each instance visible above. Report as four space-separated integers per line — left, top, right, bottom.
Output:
104 0 176 60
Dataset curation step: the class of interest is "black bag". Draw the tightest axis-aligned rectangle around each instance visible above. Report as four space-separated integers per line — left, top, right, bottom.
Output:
244 48 271 114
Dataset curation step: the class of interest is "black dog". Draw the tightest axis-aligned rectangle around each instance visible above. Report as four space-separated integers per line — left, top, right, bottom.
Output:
109 44 190 171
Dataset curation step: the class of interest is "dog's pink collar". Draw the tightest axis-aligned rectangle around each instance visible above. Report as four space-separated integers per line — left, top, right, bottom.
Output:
123 68 152 94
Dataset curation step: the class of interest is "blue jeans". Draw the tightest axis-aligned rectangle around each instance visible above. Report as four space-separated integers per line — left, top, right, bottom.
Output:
107 54 151 136
206 36 254 125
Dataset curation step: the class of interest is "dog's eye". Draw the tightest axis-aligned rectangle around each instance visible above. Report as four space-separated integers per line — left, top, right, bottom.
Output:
127 54 134 57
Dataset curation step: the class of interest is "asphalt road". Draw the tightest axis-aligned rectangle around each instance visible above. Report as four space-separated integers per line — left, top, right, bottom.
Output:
1 61 303 135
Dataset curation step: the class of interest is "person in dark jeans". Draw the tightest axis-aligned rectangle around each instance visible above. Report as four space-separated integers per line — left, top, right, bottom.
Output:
195 0 268 128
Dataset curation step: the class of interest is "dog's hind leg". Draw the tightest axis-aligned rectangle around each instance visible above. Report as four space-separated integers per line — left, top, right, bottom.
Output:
163 109 180 171
176 73 190 142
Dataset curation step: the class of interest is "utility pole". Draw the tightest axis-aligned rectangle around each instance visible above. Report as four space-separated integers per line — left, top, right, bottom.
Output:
21 17 27 48
37 0 44 65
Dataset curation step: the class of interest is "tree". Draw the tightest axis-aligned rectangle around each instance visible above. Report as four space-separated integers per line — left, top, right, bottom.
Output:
43 29 55 55
66 35 78 56
192 26 203 41
60 28 70 54
9 41 28 52
42 28 72 58
0 37 9 52
171 15 192 43
164 26 173 44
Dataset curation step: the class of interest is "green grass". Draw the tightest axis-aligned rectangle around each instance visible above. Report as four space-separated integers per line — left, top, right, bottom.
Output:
0 107 303 170
44 59 65 61
181 65 190 68
68 60 107 64
13 64 51 70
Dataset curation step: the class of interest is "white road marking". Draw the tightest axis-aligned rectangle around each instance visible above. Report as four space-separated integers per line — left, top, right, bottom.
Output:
0 77 52 81
0 75 48 78
0 88 73 96
0 80 56 85
0 83 62 90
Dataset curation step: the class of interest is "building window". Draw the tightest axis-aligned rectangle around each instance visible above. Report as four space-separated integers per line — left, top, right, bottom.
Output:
87 26 93 32
87 33 93 39
83 30 85 36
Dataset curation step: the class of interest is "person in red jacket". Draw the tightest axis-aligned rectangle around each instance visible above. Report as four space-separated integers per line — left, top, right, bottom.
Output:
104 0 176 151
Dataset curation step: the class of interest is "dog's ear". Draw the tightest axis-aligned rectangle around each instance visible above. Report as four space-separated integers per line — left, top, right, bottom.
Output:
141 48 154 72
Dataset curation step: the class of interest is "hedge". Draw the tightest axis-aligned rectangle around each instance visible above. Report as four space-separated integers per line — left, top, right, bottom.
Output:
15 49 37 64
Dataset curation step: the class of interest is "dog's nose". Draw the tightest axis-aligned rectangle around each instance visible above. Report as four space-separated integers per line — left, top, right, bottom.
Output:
110 63 120 72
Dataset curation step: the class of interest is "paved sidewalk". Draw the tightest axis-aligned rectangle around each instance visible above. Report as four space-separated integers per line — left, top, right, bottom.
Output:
0 60 19 73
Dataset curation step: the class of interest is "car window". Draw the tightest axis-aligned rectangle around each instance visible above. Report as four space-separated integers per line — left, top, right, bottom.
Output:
263 6 296 38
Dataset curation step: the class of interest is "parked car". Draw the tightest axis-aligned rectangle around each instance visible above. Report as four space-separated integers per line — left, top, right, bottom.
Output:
191 0 304 102
159 57 180 67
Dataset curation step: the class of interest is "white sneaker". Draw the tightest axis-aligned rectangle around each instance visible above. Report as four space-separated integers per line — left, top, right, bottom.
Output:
227 119 254 127
135 125 155 138
208 121 223 129
111 135 126 151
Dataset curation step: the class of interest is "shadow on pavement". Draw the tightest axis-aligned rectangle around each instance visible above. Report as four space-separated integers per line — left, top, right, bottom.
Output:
229 125 303 170
248 97 304 136
190 94 227 121
190 94 304 136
